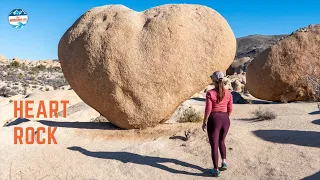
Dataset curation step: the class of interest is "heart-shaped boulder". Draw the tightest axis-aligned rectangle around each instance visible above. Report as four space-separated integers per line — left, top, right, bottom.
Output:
58 4 236 129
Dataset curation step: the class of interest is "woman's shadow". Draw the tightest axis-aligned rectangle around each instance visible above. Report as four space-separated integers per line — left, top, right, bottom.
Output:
67 146 210 177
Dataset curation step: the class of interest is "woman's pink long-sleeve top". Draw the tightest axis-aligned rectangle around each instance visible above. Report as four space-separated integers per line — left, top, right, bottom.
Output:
205 89 233 117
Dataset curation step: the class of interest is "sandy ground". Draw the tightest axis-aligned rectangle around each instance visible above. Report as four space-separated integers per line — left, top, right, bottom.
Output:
0 90 319 180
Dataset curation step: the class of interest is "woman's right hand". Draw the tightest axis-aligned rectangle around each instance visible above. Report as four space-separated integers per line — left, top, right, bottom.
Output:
202 122 207 132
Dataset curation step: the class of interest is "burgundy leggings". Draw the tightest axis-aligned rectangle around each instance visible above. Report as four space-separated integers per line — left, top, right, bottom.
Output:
207 112 230 169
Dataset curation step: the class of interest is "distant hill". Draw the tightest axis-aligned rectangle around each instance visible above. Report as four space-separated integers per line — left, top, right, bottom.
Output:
236 34 288 59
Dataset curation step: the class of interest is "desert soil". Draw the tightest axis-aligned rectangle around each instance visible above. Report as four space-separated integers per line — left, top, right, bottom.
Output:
0 90 319 180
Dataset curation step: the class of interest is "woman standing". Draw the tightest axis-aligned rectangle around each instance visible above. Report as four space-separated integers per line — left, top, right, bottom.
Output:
202 71 233 177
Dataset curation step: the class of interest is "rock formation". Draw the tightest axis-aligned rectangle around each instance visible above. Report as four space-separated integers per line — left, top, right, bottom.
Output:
226 57 251 75
0 55 6 61
58 4 236 129
246 25 320 101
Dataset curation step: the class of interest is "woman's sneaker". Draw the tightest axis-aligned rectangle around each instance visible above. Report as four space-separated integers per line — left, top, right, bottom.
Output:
209 169 221 177
219 162 227 171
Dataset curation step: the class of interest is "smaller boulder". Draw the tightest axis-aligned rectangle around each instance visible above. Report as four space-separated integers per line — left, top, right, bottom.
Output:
226 57 251 75
232 80 244 92
223 77 233 91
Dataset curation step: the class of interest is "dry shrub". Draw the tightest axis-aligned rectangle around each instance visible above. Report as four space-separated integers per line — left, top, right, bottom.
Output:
179 107 203 123
252 107 277 120
307 74 320 101
35 64 46 71
280 95 288 103
10 61 20 68
46 78 68 87
90 115 108 123
0 86 13 97
306 65 320 101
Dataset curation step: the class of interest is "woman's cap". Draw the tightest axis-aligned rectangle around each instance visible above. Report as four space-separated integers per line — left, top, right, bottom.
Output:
210 71 225 82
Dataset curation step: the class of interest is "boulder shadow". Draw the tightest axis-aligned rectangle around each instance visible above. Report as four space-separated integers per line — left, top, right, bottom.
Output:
253 130 320 148
190 97 205 102
38 120 120 130
301 171 320 180
4 118 30 127
235 117 266 122
169 135 187 141
231 91 247 104
67 146 210 177
250 100 274 104
309 111 320 115
312 119 320 125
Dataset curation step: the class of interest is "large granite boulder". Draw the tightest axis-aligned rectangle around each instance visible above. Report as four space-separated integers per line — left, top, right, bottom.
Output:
246 25 320 101
58 4 236 129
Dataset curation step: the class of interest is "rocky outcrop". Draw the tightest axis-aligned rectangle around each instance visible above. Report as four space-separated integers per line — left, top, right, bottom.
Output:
0 55 6 61
2 58 60 68
236 34 287 59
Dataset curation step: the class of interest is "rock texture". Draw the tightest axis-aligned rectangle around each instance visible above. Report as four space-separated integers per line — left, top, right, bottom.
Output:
226 57 251 75
58 4 236 129
246 25 320 101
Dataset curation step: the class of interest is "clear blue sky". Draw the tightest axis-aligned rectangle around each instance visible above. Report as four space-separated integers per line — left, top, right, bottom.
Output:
0 0 319 60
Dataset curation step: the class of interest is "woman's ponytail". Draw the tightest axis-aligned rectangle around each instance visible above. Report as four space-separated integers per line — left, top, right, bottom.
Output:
216 79 225 103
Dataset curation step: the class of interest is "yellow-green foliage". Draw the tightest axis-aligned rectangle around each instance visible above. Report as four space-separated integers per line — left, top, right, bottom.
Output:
179 107 203 123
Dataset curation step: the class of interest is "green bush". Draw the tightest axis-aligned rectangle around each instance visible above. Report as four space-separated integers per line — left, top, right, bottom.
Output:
179 107 203 123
